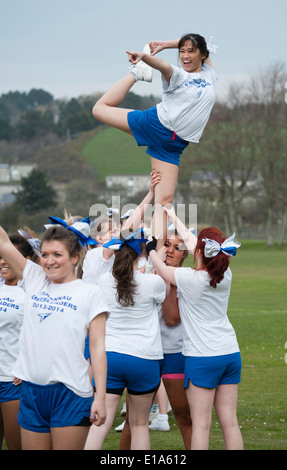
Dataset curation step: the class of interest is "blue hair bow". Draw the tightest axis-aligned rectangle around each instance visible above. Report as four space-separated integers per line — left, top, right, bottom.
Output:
203 233 241 258
45 216 98 248
103 227 149 256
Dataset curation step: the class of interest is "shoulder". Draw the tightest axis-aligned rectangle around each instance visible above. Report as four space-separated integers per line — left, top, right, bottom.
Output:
201 63 218 82
85 247 102 262
163 65 188 91
175 267 208 286
21 260 45 285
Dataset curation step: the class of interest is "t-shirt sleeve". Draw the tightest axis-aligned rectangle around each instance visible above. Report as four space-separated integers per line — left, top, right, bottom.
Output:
201 63 218 84
82 247 113 283
88 285 110 324
152 275 167 304
161 65 187 92
19 259 46 293
175 267 201 301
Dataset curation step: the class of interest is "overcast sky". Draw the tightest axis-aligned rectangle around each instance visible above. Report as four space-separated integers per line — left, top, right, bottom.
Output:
1 0 286 101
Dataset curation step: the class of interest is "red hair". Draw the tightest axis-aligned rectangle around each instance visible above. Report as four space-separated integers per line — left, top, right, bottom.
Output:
194 227 230 288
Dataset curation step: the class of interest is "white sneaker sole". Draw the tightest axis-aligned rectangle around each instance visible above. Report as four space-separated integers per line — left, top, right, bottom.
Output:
137 43 152 82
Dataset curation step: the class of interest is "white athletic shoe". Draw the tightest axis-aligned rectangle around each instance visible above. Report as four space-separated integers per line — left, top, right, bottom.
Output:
120 402 126 416
115 420 125 432
131 43 152 82
149 417 170 432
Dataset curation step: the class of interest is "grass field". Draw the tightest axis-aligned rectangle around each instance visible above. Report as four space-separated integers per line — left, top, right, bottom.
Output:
102 241 287 451
81 128 151 181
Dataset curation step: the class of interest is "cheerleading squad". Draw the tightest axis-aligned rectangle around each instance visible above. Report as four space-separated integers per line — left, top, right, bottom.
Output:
0 170 243 451
0 32 243 451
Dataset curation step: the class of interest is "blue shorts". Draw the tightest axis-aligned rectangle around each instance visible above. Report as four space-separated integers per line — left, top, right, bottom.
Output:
0 381 21 403
184 352 242 389
106 352 160 395
159 353 185 379
127 106 189 166
18 381 93 433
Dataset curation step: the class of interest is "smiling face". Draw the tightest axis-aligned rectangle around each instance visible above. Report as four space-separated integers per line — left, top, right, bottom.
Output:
179 40 206 73
164 234 187 268
0 256 18 285
40 240 79 284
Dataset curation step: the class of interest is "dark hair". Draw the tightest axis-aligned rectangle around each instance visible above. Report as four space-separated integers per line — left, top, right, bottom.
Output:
112 243 146 307
194 227 229 288
178 33 209 63
9 234 40 263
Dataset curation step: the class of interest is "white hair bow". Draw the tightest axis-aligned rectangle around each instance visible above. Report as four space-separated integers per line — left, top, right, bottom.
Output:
207 36 219 54
203 233 241 258
107 207 119 216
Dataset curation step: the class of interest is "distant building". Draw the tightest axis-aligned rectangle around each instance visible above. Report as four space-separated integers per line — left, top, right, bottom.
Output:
106 174 150 197
0 163 37 183
0 163 37 207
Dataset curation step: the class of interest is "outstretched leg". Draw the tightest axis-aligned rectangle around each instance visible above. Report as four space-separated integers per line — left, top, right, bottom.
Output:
92 74 136 134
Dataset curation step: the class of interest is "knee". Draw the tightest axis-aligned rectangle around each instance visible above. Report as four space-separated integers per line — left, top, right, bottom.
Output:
92 102 101 121
154 193 174 207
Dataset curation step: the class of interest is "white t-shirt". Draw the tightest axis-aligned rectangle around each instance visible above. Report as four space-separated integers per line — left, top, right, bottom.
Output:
0 284 25 381
99 271 166 360
157 303 183 354
175 267 239 357
82 246 115 285
13 260 109 397
157 63 217 143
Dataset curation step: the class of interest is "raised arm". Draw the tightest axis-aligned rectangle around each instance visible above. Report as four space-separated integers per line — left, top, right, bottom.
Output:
121 170 161 236
148 247 176 286
149 39 180 55
163 205 197 254
127 49 173 84
0 225 27 280
150 38 214 68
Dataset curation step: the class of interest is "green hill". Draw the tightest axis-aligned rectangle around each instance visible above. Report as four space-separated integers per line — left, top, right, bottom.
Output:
81 127 152 181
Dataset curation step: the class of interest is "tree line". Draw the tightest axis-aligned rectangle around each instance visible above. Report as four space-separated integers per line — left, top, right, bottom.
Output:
0 62 286 246
0 88 159 141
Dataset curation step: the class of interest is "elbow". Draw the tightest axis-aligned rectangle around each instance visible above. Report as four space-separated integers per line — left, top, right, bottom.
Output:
164 315 181 327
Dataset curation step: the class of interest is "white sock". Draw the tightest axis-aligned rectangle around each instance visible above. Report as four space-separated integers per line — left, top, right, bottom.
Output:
129 65 138 81
157 414 168 421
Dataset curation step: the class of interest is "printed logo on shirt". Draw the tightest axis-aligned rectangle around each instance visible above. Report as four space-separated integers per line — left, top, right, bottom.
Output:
31 291 78 322
184 78 211 97
38 312 53 323
0 297 20 312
